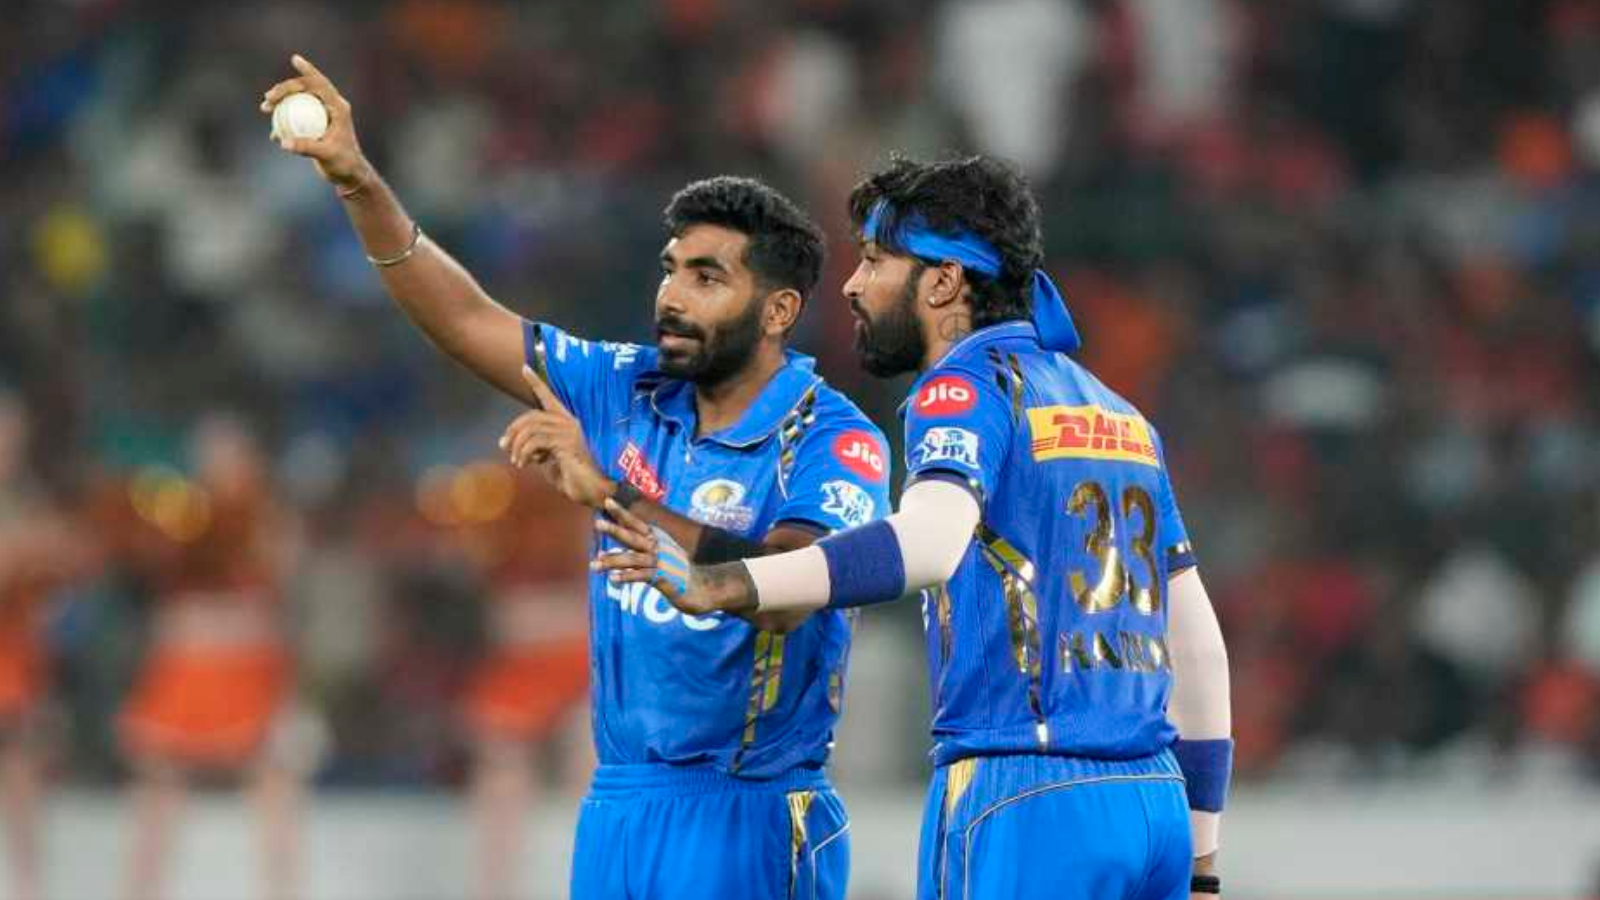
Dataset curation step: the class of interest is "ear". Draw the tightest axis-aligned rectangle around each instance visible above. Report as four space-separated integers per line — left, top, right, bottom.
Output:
927 261 966 308
763 288 804 336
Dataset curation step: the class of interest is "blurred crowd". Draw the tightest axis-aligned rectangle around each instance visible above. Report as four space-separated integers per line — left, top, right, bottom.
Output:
4 0 1600 793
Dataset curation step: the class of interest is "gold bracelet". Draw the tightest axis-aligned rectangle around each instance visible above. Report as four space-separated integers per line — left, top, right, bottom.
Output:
336 180 369 200
368 222 423 268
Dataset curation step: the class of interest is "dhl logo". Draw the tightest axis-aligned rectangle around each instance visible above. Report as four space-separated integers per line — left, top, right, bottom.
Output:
1026 405 1158 467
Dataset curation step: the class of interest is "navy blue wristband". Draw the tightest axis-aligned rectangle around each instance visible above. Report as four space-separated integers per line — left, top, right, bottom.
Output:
1173 738 1233 813
817 520 906 608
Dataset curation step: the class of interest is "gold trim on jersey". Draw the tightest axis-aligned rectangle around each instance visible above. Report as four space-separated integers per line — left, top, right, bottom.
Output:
975 524 1048 746
944 758 979 815
928 582 954 664
734 631 786 769
786 788 815 891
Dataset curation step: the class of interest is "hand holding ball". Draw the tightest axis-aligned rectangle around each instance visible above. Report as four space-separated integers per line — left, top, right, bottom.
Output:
261 55 369 191
271 92 328 142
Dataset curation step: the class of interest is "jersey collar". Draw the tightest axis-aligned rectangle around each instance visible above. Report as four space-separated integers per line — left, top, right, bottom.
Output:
648 351 822 448
928 320 1036 371
898 320 1037 416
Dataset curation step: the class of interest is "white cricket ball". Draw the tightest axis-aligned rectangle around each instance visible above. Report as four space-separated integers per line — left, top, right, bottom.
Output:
272 92 329 141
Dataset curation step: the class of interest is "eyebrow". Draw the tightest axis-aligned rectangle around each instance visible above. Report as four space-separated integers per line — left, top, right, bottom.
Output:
661 251 731 274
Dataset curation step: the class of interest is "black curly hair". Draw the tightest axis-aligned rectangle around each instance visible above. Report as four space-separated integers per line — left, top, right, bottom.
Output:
663 176 826 304
847 155 1043 329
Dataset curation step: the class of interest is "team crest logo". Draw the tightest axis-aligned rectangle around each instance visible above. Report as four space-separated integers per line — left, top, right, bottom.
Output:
689 479 755 531
820 480 876 528
913 427 980 469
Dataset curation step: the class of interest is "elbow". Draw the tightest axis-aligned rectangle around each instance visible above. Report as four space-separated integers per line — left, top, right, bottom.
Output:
930 541 966 586
899 522 971 591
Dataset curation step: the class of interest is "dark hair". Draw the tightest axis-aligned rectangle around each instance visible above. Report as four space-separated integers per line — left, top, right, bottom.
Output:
663 176 826 304
848 155 1043 329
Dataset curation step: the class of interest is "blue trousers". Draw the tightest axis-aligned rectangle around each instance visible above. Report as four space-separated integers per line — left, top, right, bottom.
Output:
571 763 850 900
918 752 1191 900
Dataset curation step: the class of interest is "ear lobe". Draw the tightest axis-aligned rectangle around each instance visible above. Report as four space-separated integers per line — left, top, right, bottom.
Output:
928 261 964 308
764 289 803 335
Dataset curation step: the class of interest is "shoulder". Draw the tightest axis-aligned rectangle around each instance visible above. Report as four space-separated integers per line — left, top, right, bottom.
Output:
526 320 660 380
805 380 886 442
781 379 891 486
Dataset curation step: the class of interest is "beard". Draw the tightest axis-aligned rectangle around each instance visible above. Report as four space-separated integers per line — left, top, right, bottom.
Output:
656 296 765 387
854 264 927 378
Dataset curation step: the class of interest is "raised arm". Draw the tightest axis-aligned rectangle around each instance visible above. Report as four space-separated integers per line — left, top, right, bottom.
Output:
261 55 533 404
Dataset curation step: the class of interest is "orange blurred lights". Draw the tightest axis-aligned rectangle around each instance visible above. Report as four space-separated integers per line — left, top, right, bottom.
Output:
417 462 515 527
417 465 463 527
128 466 214 543
453 462 515 524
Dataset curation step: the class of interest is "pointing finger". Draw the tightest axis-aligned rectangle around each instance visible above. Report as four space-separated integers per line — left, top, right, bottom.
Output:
521 365 571 414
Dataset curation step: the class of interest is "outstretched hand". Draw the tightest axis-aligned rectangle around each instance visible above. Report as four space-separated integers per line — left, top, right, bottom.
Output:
593 499 761 618
592 498 694 604
259 54 370 192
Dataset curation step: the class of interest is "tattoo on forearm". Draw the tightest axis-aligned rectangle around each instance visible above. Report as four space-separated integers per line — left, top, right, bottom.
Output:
694 562 759 613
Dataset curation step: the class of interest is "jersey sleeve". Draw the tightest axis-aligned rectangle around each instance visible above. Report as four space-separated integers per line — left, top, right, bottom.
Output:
901 366 1014 508
1151 428 1197 574
522 320 648 428
772 416 893 535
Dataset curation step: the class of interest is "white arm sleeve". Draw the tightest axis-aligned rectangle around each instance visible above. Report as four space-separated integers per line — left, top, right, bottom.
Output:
1166 565 1231 857
746 479 980 612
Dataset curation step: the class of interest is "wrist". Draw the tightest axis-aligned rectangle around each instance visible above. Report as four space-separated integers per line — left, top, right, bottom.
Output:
691 562 760 615
611 480 642 511
1191 852 1220 894
335 159 377 199
588 477 620 509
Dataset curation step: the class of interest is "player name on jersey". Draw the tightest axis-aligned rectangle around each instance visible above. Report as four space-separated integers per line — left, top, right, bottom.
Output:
1060 629 1172 674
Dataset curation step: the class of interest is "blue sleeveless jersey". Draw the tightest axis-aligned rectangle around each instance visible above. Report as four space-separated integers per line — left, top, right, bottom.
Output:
901 322 1196 766
523 320 892 778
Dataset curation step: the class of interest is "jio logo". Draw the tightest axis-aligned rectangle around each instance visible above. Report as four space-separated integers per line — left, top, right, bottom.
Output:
917 376 977 416
834 431 886 482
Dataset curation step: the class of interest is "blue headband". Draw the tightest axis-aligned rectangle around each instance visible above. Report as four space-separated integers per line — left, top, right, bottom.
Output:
864 200 1081 353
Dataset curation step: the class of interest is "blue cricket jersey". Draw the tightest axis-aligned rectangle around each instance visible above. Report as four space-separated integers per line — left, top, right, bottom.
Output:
523 320 892 778
901 321 1197 766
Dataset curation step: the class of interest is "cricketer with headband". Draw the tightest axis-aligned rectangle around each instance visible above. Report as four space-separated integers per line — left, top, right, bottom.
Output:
591 156 1234 900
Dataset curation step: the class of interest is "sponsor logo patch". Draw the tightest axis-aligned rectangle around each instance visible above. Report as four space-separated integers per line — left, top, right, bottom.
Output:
913 427 980 469
820 480 876 528
833 430 887 482
913 376 978 417
616 442 667 500
1026 405 1158 467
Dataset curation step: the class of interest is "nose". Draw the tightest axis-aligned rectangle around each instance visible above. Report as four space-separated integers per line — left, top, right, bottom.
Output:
842 263 866 301
656 273 687 319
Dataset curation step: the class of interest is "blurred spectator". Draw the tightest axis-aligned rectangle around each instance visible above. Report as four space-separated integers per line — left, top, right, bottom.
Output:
449 469 591 900
0 393 87 900
113 418 311 900
0 0 1598 796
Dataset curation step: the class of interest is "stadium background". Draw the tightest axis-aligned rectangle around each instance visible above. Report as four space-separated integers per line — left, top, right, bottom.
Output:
4 0 1600 897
